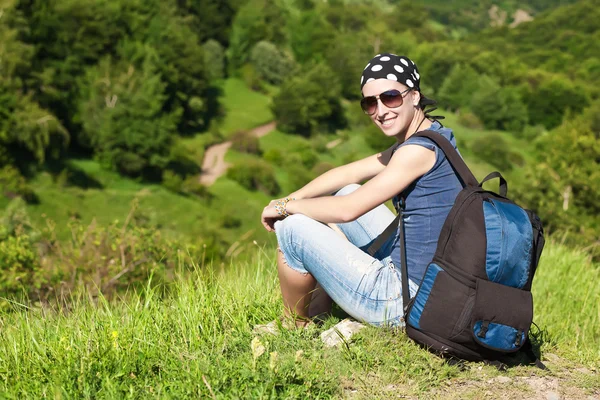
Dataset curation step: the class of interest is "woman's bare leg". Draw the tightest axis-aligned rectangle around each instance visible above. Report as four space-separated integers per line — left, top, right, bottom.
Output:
277 249 317 327
308 283 333 319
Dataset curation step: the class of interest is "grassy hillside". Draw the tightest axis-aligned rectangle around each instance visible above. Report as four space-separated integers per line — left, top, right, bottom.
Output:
0 240 597 398
16 78 535 259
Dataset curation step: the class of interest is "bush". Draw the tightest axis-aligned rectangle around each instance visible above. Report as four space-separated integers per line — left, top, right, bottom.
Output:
273 63 346 135
0 199 42 304
227 159 280 196
162 170 184 193
312 161 335 176
230 131 262 155
0 165 38 203
203 39 225 81
457 110 484 129
469 134 523 172
362 124 396 151
240 64 264 92
471 76 529 133
250 41 296 85
287 144 318 169
263 148 284 165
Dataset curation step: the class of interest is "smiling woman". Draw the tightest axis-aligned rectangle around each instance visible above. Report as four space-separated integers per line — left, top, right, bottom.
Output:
259 54 463 329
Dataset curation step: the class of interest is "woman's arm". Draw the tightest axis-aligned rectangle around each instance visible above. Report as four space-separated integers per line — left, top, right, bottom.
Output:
289 144 397 199
283 144 435 223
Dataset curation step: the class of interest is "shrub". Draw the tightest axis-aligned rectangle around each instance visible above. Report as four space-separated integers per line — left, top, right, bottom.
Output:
0 165 38 203
240 64 264 92
362 124 396 151
263 148 284 165
273 63 346 135
471 76 529 133
0 199 42 304
312 161 335 176
227 159 280 196
457 110 484 129
162 170 184 193
231 131 262 155
287 144 318 169
469 134 523 172
250 41 296 85
203 39 225 81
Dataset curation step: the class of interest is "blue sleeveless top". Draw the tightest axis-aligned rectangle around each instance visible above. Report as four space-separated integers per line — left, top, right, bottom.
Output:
390 121 463 285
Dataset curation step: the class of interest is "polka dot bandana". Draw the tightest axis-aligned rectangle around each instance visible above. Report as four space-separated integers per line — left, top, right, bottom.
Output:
360 53 421 91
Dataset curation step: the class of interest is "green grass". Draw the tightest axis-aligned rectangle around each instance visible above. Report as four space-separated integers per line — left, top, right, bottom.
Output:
25 159 273 249
0 240 598 398
219 78 274 137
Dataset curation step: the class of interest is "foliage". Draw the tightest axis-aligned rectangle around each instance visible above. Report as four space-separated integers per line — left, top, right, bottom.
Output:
469 133 524 172
175 0 241 45
203 39 226 81
230 131 262 155
78 54 178 178
250 41 297 85
524 76 589 130
457 111 484 130
470 76 529 133
515 103 600 258
227 0 288 72
227 159 280 196
437 64 481 112
273 63 346 135
0 242 597 397
361 124 396 151
0 166 38 203
0 198 41 303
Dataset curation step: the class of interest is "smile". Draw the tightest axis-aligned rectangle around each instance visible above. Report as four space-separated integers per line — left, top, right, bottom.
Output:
381 118 396 126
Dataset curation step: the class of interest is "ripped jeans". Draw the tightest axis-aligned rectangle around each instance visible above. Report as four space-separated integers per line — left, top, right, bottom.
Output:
274 184 419 327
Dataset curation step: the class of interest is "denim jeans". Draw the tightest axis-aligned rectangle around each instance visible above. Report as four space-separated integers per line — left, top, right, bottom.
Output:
275 184 419 327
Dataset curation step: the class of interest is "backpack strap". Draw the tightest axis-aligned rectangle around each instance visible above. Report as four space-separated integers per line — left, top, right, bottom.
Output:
412 130 479 188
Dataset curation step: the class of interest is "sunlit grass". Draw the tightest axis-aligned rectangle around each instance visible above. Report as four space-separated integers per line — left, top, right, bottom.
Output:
0 240 597 398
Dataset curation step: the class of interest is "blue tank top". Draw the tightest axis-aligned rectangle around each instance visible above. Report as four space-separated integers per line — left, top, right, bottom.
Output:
391 121 463 285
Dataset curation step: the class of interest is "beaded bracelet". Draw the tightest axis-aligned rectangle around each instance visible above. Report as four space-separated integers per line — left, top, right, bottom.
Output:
274 197 295 218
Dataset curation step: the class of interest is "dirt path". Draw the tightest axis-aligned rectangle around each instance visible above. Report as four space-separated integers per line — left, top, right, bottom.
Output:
199 122 277 186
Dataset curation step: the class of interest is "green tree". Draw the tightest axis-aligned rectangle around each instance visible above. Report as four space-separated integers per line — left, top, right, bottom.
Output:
515 103 600 257
272 63 346 136
524 77 589 130
203 40 226 81
471 76 529 133
227 0 287 71
250 41 297 85
437 64 480 111
78 54 178 178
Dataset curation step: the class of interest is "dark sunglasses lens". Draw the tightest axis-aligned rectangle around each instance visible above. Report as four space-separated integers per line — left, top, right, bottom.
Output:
380 90 404 108
360 97 377 114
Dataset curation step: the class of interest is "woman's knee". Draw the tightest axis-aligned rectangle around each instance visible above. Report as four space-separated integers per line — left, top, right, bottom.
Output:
275 214 314 244
335 183 361 196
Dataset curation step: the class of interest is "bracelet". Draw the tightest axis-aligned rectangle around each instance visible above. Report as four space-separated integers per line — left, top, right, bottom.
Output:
274 197 295 218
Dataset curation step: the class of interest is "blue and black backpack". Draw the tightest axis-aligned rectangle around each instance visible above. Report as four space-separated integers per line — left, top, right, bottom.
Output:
369 130 546 367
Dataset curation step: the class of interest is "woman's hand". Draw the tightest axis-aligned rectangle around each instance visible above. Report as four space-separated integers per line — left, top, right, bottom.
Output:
261 204 283 232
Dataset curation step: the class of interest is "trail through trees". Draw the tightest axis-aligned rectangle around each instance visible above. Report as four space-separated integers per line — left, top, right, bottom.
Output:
199 122 277 186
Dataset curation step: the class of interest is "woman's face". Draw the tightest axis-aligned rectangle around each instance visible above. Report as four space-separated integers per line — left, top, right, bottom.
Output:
361 79 419 138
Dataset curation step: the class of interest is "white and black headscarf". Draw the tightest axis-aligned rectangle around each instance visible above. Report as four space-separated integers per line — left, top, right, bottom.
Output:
360 53 421 91
360 53 439 111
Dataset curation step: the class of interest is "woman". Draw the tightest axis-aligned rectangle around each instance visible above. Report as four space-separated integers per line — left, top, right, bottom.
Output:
260 53 463 328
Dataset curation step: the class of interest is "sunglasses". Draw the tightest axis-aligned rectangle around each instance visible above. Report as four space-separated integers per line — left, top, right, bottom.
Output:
360 88 411 115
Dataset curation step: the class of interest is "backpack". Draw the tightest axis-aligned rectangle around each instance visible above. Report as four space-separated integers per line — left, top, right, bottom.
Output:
368 130 546 367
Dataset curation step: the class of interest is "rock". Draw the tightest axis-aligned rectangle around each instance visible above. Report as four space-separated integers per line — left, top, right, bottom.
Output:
321 319 366 347
546 392 560 400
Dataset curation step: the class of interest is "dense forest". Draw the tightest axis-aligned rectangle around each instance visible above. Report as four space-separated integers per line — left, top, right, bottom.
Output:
1 0 599 301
